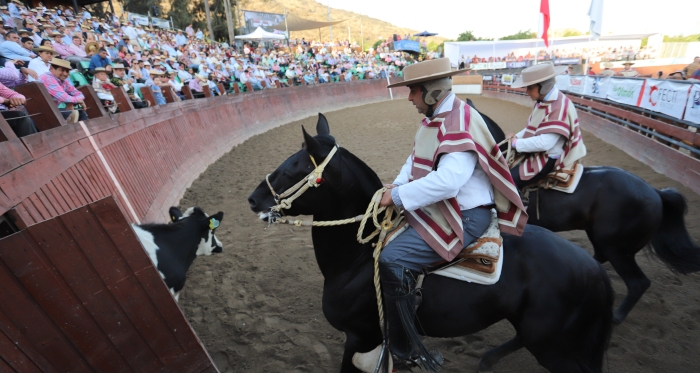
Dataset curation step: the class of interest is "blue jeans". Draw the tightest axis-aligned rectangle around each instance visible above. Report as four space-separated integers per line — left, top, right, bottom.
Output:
378 207 492 272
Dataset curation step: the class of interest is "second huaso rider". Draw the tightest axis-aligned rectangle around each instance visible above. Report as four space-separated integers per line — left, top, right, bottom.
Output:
352 58 527 372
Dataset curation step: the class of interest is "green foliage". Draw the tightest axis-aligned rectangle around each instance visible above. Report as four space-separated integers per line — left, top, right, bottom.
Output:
119 0 161 17
500 29 537 40
165 0 236 42
641 37 648 48
371 39 382 51
457 30 492 42
554 29 584 37
663 34 700 42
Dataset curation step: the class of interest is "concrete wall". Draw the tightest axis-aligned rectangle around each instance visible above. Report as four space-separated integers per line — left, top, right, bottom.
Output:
0 79 404 228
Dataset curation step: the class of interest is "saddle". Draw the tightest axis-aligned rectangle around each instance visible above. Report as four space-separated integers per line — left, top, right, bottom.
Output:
537 161 584 194
382 209 503 285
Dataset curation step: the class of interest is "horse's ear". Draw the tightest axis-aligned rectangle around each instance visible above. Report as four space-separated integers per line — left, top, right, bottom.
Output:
302 125 321 155
316 113 330 136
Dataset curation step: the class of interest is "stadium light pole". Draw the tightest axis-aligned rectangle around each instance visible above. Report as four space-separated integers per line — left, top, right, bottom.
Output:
328 1 332 40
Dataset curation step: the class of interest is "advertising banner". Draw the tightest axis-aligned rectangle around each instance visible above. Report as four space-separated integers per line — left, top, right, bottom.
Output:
469 62 507 70
555 75 570 92
506 61 531 69
639 79 692 120
243 10 285 33
393 40 420 53
127 13 149 26
567 76 585 94
607 78 644 106
501 74 514 85
151 17 171 29
683 84 700 124
582 76 611 99
554 58 581 65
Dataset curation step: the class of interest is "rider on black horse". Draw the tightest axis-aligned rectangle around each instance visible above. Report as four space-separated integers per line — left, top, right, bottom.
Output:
507 62 587 190
352 58 528 372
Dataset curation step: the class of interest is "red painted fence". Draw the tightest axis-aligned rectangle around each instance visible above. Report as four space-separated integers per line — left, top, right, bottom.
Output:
0 79 403 229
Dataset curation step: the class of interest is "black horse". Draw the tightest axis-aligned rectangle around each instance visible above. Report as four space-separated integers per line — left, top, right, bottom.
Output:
248 114 613 373
472 99 700 324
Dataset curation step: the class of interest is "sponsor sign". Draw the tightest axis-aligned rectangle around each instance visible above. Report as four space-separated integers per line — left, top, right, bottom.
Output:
567 76 585 94
243 10 285 33
501 74 514 85
127 13 149 26
554 58 581 65
683 84 700 124
393 40 420 53
582 76 611 99
469 62 507 70
607 78 644 106
151 17 170 29
555 75 570 92
506 61 531 69
482 75 493 81
640 79 692 120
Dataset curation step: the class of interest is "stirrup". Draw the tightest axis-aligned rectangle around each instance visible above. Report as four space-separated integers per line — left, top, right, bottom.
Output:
352 344 393 373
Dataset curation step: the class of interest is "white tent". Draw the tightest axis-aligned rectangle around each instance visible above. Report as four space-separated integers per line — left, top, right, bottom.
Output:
235 27 286 40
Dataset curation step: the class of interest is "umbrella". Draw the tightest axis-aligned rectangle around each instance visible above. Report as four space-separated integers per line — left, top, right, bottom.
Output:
414 31 438 37
235 27 287 40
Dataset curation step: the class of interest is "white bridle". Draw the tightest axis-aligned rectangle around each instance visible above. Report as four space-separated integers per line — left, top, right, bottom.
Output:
265 145 339 214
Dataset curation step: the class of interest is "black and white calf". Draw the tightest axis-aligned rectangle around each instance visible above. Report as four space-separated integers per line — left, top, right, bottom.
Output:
132 207 224 301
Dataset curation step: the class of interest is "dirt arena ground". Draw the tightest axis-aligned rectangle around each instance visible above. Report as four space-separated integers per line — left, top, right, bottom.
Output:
177 96 700 372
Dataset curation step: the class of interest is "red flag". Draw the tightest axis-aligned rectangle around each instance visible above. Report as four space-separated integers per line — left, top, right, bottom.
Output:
539 0 550 47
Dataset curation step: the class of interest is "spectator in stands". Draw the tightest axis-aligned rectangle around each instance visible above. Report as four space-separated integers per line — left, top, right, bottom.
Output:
600 62 615 76
0 31 33 62
195 28 203 40
667 71 686 80
38 57 87 123
690 69 700 82
8 1 21 31
175 29 187 47
587 67 595 75
144 69 166 105
188 74 205 98
0 80 36 137
27 45 56 82
684 57 700 79
167 73 185 100
616 62 639 77
88 47 111 71
91 67 118 113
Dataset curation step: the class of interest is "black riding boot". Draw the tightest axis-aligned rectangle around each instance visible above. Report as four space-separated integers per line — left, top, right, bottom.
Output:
380 262 442 372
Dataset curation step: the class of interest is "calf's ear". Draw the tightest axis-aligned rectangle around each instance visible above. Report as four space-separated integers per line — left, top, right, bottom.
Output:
169 206 183 222
208 211 224 230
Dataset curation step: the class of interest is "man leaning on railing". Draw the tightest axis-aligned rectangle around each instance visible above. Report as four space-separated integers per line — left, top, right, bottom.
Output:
38 57 87 123
0 80 36 137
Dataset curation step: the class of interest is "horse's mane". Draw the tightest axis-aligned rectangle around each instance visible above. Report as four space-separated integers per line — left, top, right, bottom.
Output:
337 147 383 195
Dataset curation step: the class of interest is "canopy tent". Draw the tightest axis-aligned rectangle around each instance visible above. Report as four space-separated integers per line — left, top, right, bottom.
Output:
269 13 347 32
414 31 438 37
235 27 287 40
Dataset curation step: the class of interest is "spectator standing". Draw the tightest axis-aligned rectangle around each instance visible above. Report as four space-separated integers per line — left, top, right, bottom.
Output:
38 57 87 123
8 0 22 31
683 57 700 79
27 45 57 82
616 62 639 77
600 62 615 76
185 24 194 38
195 28 203 40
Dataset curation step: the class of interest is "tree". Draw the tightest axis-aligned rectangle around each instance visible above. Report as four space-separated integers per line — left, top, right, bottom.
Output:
457 30 492 42
500 29 537 40
663 34 700 42
119 0 161 17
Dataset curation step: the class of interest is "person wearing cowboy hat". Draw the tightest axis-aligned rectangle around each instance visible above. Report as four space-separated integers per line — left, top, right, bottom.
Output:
507 62 587 190
600 61 615 76
144 69 166 105
352 58 527 373
27 45 57 81
616 61 639 77
38 57 88 123
91 66 118 113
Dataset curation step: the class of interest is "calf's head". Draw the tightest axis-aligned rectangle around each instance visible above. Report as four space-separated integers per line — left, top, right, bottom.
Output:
169 206 224 255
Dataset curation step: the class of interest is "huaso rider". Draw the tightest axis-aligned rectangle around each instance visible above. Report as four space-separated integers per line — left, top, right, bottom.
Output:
352 58 528 372
507 62 587 190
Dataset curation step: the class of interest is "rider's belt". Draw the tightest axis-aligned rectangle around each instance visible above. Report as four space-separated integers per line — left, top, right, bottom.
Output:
475 204 496 211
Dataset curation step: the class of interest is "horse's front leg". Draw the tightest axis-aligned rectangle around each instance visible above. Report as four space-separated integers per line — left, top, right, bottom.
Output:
340 329 384 373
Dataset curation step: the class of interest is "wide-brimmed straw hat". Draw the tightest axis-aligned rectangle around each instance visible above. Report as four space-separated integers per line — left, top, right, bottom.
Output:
33 46 58 55
602 62 614 68
85 41 99 54
386 58 466 88
112 63 125 69
622 62 635 66
149 69 164 75
511 62 567 89
49 57 72 70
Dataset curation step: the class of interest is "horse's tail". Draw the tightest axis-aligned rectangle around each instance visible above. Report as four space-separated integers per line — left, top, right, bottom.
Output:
649 188 700 274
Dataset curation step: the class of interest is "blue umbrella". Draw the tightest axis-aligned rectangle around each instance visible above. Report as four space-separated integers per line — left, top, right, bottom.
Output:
414 31 438 37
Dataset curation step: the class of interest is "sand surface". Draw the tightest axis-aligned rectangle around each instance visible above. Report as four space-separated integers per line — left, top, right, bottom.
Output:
177 96 700 372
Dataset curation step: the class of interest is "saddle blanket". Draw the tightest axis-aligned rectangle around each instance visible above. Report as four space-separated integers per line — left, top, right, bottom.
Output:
383 209 503 285
541 162 584 194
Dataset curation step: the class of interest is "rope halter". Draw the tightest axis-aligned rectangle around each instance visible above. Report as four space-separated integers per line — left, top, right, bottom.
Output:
266 145 339 213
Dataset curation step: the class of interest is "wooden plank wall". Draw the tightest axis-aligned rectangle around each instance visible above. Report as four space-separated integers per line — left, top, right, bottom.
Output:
0 79 404 228
0 197 216 372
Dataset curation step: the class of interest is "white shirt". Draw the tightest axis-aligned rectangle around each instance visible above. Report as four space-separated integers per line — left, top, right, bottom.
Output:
514 88 566 158
27 57 50 82
393 93 494 212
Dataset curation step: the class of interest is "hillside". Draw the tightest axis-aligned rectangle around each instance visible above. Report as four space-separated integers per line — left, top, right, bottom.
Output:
237 0 445 48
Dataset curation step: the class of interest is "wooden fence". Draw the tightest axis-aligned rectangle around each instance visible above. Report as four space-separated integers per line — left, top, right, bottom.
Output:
0 197 217 372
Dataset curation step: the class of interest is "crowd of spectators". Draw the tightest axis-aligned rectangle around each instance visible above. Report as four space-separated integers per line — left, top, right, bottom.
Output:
460 44 658 65
0 1 416 139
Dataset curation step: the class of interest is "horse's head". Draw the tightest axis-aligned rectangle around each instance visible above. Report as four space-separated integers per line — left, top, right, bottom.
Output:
248 113 342 220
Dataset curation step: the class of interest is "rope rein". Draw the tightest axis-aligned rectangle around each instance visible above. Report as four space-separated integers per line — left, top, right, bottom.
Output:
263 146 402 323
